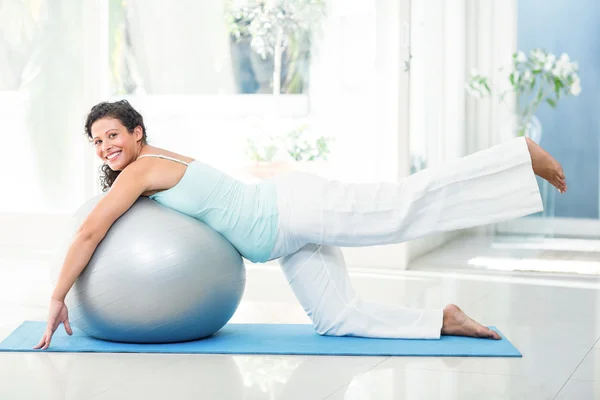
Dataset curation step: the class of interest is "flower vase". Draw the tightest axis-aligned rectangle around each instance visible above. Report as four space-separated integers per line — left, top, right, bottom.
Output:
517 115 554 218
519 115 543 144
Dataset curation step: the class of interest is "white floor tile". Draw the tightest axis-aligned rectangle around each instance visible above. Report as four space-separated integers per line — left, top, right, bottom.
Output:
230 355 386 400
367 340 589 381
325 368 565 400
571 348 600 381
489 317 600 349
555 379 600 400
412 235 600 277
466 284 600 325
0 353 385 400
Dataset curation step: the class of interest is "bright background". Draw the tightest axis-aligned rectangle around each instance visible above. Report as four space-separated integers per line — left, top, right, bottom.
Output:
1 0 598 269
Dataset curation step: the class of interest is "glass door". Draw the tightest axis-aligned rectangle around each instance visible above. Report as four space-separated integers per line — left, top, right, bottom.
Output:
495 0 600 241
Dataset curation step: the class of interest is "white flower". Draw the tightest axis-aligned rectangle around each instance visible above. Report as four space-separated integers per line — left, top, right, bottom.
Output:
516 51 527 63
551 67 563 79
465 82 483 98
523 70 533 82
560 53 570 63
570 80 581 96
544 54 556 71
552 56 574 80
571 61 579 71
530 49 546 63
560 59 572 71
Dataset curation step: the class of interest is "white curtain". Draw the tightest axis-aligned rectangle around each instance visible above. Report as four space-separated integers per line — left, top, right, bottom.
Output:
0 1 88 212
123 0 235 95
0 1 43 90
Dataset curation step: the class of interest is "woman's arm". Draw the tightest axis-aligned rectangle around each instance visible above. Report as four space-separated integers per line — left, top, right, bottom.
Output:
34 161 154 350
52 162 152 301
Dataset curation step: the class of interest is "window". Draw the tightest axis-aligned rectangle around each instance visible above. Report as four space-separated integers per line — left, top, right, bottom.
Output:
101 0 408 188
3 0 413 268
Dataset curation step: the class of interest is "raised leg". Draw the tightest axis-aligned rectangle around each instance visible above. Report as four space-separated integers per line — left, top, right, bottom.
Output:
271 136 544 249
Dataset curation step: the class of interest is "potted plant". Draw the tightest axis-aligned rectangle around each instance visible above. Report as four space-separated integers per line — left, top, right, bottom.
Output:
224 0 326 95
245 124 334 179
466 48 581 142
244 134 293 179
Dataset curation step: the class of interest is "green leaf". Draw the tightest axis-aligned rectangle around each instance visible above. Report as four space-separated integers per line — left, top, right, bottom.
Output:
483 82 491 93
546 98 557 108
536 89 544 103
509 73 515 86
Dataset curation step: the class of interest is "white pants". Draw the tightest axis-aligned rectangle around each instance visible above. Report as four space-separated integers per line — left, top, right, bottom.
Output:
266 137 543 339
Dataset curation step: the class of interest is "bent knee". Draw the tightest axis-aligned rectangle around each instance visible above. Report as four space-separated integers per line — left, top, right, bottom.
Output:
311 302 358 337
314 326 339 337
314 321 355 337
312 314 344 336
314 323 335 336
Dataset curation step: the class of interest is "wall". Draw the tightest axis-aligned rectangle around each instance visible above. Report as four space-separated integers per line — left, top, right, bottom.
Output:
518 0 600 218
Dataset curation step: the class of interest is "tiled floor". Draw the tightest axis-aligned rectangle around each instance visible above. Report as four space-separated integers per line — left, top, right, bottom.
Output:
1 236 600 399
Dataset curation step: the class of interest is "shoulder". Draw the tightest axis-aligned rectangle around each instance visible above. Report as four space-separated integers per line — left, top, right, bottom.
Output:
112 158 155 192
124 156 155 176
131 153 192 193
137 146 194 164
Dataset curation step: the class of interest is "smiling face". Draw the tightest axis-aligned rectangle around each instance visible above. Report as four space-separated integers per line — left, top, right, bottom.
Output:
91 117 144 171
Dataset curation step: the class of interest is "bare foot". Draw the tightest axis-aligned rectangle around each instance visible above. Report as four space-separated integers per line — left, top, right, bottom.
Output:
525 137 567 193
441 304 501 340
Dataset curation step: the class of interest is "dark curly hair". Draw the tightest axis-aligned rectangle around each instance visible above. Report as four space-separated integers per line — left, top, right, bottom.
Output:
84 100 148 192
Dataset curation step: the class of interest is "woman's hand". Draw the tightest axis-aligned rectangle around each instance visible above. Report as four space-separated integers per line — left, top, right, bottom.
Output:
33 298 73 350
32 160 151 351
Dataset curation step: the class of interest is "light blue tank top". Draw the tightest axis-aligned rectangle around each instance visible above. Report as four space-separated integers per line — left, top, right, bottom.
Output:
139 154 279 263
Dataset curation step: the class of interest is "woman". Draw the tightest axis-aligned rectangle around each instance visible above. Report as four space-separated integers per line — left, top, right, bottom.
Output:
35 100 566 350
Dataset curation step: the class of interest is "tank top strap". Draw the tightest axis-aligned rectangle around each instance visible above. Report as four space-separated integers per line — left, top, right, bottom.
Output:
137 154 189 166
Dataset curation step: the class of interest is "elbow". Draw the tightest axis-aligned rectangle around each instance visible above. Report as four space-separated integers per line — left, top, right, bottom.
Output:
76 224 106 244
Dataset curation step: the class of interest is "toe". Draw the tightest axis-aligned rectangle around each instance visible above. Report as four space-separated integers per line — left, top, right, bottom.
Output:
475 326 492 338
482 328 501 340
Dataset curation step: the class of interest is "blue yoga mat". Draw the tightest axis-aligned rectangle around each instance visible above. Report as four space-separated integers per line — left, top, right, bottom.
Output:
0 321 521 357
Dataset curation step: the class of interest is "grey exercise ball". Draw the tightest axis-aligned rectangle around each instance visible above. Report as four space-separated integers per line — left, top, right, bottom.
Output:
58 195 246 344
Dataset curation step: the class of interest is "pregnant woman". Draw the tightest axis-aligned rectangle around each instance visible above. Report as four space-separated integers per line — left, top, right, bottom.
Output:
35 100 566 349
